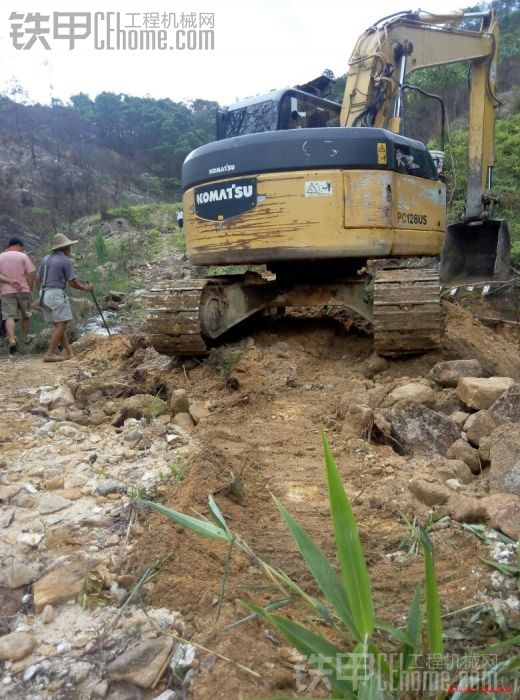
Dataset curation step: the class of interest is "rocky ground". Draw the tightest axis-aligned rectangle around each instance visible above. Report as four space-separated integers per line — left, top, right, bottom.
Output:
0 276 519 698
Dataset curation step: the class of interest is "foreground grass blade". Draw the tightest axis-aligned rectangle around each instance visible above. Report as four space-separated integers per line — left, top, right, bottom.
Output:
374 620 413 647
401 587 423 676
141 500 230 542
416 526 443 655
273 495 359 639
356 676 384 700
322 432 375 638
210 598 293 639
208 494 231 535
480 558 519 577
248 602 357 698
480 634 520 653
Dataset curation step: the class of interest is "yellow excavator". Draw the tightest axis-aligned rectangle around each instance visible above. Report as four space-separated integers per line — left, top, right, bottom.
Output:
146 8 510 356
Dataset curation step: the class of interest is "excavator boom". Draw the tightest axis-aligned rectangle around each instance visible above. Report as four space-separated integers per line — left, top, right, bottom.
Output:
342 9 510 283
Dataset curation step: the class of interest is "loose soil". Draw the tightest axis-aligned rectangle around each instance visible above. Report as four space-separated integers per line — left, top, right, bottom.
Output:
120 301 519 699
1 282 519 699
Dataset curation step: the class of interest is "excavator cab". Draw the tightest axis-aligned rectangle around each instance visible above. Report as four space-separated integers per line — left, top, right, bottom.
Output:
216 89 341 139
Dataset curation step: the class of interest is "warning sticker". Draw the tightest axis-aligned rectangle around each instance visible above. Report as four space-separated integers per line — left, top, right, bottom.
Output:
304 181 333 197
377 142 387 164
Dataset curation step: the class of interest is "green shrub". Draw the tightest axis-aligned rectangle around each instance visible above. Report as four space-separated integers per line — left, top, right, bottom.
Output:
93 231 109 263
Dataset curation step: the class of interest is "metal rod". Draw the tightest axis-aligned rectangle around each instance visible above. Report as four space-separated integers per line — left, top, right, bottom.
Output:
394 55 407 119
90 290 111 336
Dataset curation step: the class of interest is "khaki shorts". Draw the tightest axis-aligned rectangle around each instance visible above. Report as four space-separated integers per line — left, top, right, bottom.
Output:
1 292 33 320
41 288 73 323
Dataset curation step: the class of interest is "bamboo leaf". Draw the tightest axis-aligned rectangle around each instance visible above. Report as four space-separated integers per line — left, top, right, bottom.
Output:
374 620 413 647
356 676 385 700
480 634 520 653
367 642 392 685
260 559 335 623
273 494 359 638
339 639 387 696
480 558 519 577
321 431 375 638
246 603 357 697
416 526 443 655
141 500 230 542
209 598 293 639
401 587 423 675
208 494 231 535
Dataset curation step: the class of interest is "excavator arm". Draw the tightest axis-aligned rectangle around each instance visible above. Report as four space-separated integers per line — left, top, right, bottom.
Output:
342 10 499 219
342 9 509 282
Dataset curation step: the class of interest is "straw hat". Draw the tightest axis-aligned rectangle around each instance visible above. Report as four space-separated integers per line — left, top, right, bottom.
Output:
51 233 78 250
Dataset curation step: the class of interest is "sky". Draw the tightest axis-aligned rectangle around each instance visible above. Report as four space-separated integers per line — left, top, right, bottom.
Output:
0 1 468 107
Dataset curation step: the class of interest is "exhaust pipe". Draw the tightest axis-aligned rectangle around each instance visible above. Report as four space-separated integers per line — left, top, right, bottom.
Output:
439 218 511 285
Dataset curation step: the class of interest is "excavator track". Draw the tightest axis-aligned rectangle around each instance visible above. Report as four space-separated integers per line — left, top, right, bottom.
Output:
145 279 209 356
372 268 441 356
145 270 441 358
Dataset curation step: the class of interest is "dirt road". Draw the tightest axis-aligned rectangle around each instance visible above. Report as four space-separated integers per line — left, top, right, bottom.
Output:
0 300 519 699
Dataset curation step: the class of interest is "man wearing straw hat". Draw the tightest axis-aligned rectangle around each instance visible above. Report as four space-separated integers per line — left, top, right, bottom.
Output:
36 233 93 362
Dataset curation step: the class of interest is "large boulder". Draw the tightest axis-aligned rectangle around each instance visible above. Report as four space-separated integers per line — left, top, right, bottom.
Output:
466 384 520 446
481 493 520 540
39 385 75 409
433 458 475 485
489 424 520 495
107 637 174 688
409 478 450 506
466 410 497 447
188 400 210 424
445 495 487 524
170 389 189 415
457 377 514 410
450 411 471 429
429 359 483 388
362 354 388 378
488 384 520 422
342 404 374 438
172 412 195 432
478 435 493 465
385 383 436 407
384 403 459 456
0 632 36 661
0 562 38 589
33 559 97 612
446 439 481 474
69 368 132 403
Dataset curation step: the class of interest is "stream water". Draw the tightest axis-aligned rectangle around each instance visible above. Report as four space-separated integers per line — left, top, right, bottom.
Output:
82 310 121 336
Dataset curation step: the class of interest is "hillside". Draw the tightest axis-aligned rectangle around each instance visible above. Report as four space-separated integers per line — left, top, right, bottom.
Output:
0 93 215 250
0 3 517 259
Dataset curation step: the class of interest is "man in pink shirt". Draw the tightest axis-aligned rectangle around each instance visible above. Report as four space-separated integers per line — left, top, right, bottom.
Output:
0 237 36 353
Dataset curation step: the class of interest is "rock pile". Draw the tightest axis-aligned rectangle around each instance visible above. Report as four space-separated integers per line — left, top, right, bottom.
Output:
340 355 520 540
0 346 210 698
